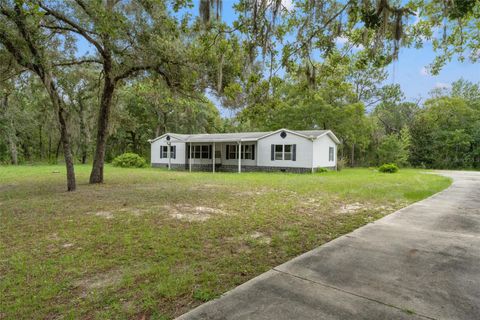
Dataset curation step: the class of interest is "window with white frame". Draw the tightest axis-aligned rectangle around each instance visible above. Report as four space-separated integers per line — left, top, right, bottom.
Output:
227 144 237 159
284 144 292 160
201 145 209 159
226 144 255 160
241 144 254 160
329 146 334 161
160 145 176 159
272 144 296 161
188 145 211 159
274 144 283 160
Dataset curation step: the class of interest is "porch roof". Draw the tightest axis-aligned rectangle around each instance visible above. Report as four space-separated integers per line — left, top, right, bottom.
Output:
149 129 337 143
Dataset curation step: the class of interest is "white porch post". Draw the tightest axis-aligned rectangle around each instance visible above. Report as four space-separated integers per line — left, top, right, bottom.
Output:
212 142 215 173
189 142 192 172
237 141 241 173
167 142 171 170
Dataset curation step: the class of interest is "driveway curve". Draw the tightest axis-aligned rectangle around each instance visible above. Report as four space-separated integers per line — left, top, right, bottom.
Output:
177 171 480 320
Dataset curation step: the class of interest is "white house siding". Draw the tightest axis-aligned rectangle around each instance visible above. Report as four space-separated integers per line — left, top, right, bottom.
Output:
312 134 337 168
150 137 186 166
150 130 338 172
257 131 313 168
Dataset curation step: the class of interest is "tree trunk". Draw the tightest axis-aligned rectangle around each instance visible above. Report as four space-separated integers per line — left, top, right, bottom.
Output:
55 138 61 161
48 134 52 160
57 107 76 191
38 124 43 159
89 73 115 184
42 72 76 191
129 131 137 153
2 94 18 165
78 98 88 164
350 143 355 167
8 133 18 165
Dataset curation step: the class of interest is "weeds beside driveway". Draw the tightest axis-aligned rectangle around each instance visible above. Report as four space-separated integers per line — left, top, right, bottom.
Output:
0 165 450 319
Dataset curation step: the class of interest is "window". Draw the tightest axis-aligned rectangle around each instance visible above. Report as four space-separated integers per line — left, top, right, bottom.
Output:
188 145 211 159
160 146 167 158
242 145 251 160
284 145 292 160
160 145 176 159
329 146 334 162
194 145 201 158
241 144 255 160
227 144 255 160
272 144 296 161
201 145 210 159
227 144 238 159
275 144 283 160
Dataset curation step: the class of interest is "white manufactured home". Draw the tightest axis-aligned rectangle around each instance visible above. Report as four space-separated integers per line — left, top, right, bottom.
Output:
148 129 340 173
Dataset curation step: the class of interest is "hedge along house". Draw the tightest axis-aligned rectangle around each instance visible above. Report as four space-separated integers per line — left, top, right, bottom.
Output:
148 129 340 173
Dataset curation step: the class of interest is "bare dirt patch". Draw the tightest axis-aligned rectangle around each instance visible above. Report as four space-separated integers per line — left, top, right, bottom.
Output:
0 184 17 192
248 231 272 245
75 269 123 297
86 210 114 219
163 204 229 222
338 202 365 214
117 207 147 217
336 202 397 215
236 187 271 196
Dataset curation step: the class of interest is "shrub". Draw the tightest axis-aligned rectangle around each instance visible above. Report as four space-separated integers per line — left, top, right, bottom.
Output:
317 167 329 173
112 153 147 168
378 163 399 173
337 158 347 171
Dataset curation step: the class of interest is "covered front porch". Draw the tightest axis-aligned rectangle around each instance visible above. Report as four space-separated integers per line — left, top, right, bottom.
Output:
180 141 257 173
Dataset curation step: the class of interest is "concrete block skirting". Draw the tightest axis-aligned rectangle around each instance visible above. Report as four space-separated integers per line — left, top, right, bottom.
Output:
152 163 336 173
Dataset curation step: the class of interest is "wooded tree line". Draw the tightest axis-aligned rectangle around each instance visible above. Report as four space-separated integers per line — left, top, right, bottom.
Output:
1 0 478 190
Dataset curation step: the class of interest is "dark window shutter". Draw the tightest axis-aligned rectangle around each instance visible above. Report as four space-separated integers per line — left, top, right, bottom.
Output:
226 145 229 160
160 146 163 158
271 144 275 161
187 145 190 159
172 146 176 159
252 145 255 160
209 145 212 159
293 144 296 161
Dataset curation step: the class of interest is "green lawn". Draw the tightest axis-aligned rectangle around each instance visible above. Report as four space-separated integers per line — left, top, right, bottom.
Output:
0 165 451 320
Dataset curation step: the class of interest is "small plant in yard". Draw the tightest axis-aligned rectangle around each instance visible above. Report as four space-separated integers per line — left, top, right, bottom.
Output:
112 152 147 168
379 163 399 173
193 289 218 302
317 168 329 173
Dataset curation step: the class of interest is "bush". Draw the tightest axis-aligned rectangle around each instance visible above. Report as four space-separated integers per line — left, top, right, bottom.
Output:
378 163 399 173
337 158 347 171
112 153 147 168
317 167 329 173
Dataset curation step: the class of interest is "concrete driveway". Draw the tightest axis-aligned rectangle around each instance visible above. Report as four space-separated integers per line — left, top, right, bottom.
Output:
177 171 480 320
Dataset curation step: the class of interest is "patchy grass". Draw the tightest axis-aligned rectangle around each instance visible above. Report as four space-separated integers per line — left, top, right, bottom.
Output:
0 165 450 319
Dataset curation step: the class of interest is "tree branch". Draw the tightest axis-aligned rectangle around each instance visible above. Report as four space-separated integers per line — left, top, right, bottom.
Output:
53 59 102 67
38 2 107 60
114 65 173 87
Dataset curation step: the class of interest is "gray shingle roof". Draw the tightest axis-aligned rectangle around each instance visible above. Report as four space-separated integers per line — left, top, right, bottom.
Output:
151 129 336 143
